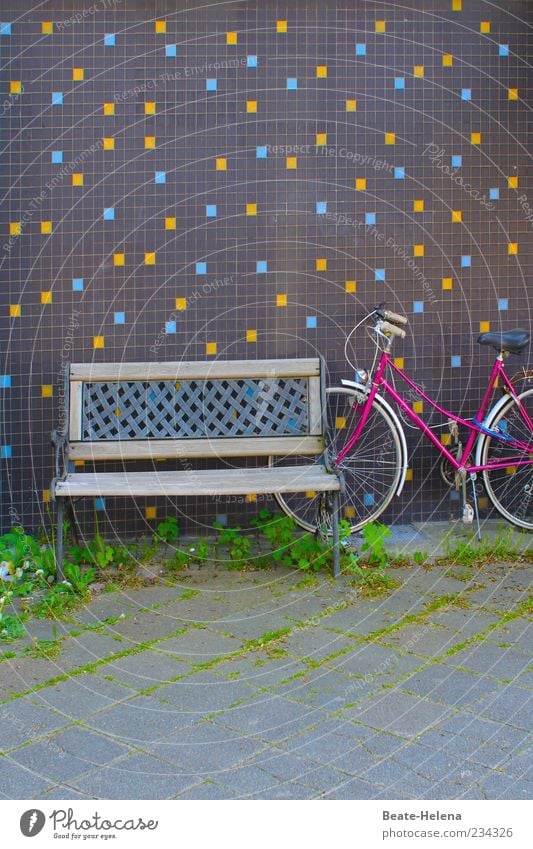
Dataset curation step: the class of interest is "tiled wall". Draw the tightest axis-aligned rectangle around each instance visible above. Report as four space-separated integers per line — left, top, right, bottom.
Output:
0 0 530 535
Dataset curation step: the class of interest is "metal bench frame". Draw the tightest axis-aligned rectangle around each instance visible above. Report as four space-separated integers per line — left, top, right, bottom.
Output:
51 358 342 578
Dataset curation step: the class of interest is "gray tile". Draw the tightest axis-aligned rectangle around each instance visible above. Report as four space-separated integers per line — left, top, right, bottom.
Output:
155 630 242 662
443 642 531 680
251 781 315 799
27 675 132 720
59 633 130 668
209 764 278 797
329 643 406 678
320 777 381 799
37 785 95 799
432 608 501 637
0 699 69 750
50 727 131 766
471 770 533 800
175 781 239 799
282 627 353 661
345 691 452 737
10 740 91 784
155 676 255 713
98 651 193 689
73 753 198 799
379 624 462 658
146 722 267 774
85 695 197 744
214 694 324 742
401 665 499 707
215 655 308 687
0 757 52 798
475 684 533 730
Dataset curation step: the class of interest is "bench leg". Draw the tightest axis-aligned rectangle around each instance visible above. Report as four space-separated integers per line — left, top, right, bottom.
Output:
331 490 341 578
56 498 65 583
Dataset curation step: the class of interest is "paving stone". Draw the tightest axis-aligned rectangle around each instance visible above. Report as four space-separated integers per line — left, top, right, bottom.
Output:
154 676 255 714
0 757 53 799
155 630 242 662
320 739 378 775
257 751 349 791
401 665 500 708
59 633 131 668
274 668 356 709
435 713 530 749
51 727 131 767
0 657 68 700
497 750 533 782
470 770 532 800
474 684 533 730
208 764 278 797
27 674 132 720
214 655 307 687
329 642 407 679
319 604 388 636
102 613 187 643
207 610 293 640
359 757 438 797
379 624 462 658
147 721 267 774
85 695 197 744
345 691 452 737
37 785 95 799
97 651 193 689
319 777 381 799
491 617 531 648
251 781 315 799
0 699 70 750
280 717 374 764
175 781 239 799
432 608 501 637
9 739 93 784
73 753 198 799
214 694 324 742
443 642 531 680
282 627 353 661
415 728 524 770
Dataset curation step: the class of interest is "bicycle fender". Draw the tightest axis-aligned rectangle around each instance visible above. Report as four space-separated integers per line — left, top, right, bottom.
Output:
473 392 517 467
339 380 409 496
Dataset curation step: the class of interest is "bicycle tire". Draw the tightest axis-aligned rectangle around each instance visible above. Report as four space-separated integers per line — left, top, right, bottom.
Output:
478 387 533 530
271 386 404 533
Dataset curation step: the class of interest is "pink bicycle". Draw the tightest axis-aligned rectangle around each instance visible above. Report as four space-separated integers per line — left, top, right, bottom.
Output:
273 304 533 534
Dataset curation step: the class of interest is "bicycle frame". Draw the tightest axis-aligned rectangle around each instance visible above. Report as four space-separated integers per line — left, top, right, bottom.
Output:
336 349 533 474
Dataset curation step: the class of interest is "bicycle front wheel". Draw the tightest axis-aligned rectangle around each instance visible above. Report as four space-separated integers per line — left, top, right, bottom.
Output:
479 387 533 530
271 387 404 534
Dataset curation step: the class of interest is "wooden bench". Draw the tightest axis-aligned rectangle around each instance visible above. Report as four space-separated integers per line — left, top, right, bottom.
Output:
51 358 343 577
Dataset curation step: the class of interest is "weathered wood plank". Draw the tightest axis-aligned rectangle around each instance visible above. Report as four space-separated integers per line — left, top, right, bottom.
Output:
308 376 323 436
70 359 321 382
69 382 83 440
68 435 323 460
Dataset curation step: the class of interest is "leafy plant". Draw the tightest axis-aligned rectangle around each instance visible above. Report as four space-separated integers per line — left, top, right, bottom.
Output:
156 516 180 544
359 521 391 568
63 563 96 596
214 523 251 568
251 511 331 571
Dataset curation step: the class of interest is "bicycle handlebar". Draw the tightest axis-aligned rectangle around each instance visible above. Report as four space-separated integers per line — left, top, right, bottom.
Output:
382 309 407 325
381 320 407 339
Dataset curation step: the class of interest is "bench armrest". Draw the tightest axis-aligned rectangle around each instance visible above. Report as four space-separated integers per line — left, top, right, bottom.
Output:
51 429 68 481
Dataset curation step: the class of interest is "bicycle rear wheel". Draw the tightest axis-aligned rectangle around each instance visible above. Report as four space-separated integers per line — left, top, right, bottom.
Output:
271 387 404 533
479 388 533 530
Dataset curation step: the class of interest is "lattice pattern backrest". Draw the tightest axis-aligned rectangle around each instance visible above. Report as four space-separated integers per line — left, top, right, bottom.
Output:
82 378 310 440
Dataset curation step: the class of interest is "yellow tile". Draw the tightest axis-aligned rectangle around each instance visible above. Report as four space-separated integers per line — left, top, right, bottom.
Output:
385 132 395 145
413 401 423 414
145 136 156 148
479 321 490 333
40 221 52 234
394 357 404 368
480 21 491 33
42 21 53 34
508 242 518 255
471 132 482 144
175 298 187 310
246 203 257 216
413 244 424 257
144 252 156 264
276 294 287 307
93 336 105 349
345 280 356 293
441 433 451 446
114 408 121 417
216 157 227 170
286 156 297 169
508 88 518 100
72 173 83 186
246 329 257 342
74 460 85 467
245 494 257 503
316 66 327 78
346 99 357 112
506 466 517 476
375 20 386 32
413 65 424 77
277 20 287 33
413 199 424 212
316 132 327 145
316 258 327 271
103 137 115 150
306 491 317 499
104 102 115 115
355 178 366 191
206 341 217 355
246 100 257 113
72 68 84 81
145 101 156 114
335 417 346 429
226 31 238 44
478 496 488 509
508 175 518 188
9 304 21 317
451 210 462 222
344 505 356 518
40 291 52 304
10 81 21 94
442 277 453 290
452 0 462 10
155 20 166 33
165 217 176 229
442 54 453 66
114 253 125 266
9 222 20 235
145 506 157 519
43 489 51 504
405 468 413 481
41 385 53 398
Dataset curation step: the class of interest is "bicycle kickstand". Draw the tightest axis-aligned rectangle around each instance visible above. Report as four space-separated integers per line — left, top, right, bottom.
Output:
469 473 482 542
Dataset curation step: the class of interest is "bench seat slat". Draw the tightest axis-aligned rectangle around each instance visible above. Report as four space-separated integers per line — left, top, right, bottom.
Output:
54 466 341 497
68 436 323 461
70 358 321 382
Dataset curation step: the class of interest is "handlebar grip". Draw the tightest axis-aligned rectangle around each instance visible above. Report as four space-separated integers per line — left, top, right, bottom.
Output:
381 321 406 339
383 309 408 325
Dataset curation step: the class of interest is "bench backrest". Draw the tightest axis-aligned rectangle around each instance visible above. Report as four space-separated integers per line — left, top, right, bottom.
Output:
65 359 326 461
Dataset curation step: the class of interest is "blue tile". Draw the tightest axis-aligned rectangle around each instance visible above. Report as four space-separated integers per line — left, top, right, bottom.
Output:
316 201 327 214
51 151 63 164
114 311 125 325
1 446 12 459
165 44 176 57
216 514 228 526
356 43 366 56
196 262 207 274
394 167 404 179
489 188 499 200
451 356 461 368
256 260 268 273
461 255 471 267
206 204 217 217
413 301 424 313
72 278 84 291
206 79 217 91
365 212 376 225
165 321 176 334
375 269 385 281
1 23 12 35
395 77 405 90
104 34 115 46
256 146 267 158
0 376 11 388
103 207 115 221
95 498 106 510
451 155 462 168
306 316 317 329
499 44 509 57
498 298 508 311
247 55 257 67
287 78 298 90
461 88 471 100
52 92 63 106
363 493 375 507
155 171 166 183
